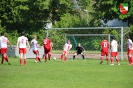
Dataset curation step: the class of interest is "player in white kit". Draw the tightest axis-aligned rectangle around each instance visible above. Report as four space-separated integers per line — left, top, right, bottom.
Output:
60 40 72 62
110 36 120 65
0 32 12 65
16 32 30 66
31 35 41 62
126 36 133 65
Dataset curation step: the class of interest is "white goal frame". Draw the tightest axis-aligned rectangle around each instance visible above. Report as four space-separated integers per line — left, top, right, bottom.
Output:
48 27 125 60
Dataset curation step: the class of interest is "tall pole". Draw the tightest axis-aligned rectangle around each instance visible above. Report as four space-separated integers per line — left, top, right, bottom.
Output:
121 27 123 60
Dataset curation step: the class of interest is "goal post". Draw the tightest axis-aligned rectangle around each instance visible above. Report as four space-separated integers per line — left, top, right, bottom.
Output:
47 27 129 60
65 34 111 52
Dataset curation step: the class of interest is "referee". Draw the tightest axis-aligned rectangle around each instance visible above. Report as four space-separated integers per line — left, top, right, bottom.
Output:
73 43 86 61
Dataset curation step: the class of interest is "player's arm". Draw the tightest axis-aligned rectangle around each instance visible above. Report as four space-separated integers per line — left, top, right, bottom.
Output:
50 42 53 51
26 41 30 50
7 40 12 49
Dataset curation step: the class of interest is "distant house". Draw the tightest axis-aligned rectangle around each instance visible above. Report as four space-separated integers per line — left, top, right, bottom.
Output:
101 19 128 27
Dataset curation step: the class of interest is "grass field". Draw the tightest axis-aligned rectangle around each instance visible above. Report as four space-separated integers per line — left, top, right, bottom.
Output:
0 58 133 88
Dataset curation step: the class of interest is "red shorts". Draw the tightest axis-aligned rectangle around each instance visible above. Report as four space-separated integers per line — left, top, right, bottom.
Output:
1 48 7 54
111 52 118 57
44 47 51 54
19 48 26 54
63 51 67 55
0 49 1 54
101 51 108 56
33 50 39 54
127 49 133 55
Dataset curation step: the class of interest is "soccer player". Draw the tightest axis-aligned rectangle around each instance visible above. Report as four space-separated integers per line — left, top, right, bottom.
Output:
0 32 12 65
72 43 86 61
16 32 30 66
110 36 120 65
42 36 53 62
100 37 110 64
60 40 72 62
126 36 133 65
31 35 41 63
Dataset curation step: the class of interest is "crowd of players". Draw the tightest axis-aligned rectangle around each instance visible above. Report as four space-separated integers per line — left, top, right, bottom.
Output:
0 31 133 66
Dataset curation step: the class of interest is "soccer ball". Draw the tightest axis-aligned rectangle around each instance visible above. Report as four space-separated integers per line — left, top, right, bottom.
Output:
53 57 56 60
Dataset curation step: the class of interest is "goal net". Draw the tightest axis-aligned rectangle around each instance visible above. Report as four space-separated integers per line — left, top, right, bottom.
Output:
47 27 129 60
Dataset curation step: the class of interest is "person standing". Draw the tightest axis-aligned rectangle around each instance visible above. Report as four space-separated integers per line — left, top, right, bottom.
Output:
60 40 72 62
16 32 30 66
100 37 110 64
126 36 133 65
110 37 120 65
31 35 41 63
42 36 53 62
0 32 12 65
72 43 86 61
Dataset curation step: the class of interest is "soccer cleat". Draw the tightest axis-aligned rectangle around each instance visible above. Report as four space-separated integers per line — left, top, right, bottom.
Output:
100 61 103 64
110 64 114 65
118 63 120 65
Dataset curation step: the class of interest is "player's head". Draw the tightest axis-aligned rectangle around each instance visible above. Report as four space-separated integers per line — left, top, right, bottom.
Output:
78 43 81 46
103 37 106 40
1 32 4 36
67 40 70 44
34 35 37 39
111 36 114 40
126 36 130 39
21 31 25 36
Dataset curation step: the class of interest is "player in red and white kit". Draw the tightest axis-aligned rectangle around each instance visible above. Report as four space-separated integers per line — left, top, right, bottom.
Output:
126 36 133 65
0 32 12 65
60 40 72 62
16 32 30 66
100 37 110 64
31 35 41 63
110 37 120 65
42 37 53 62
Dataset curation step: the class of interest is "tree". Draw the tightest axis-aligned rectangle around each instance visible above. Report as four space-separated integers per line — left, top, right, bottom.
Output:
92 0 133 26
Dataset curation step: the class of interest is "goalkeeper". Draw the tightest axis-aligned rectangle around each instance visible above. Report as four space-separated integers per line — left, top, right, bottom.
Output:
72 43 86 61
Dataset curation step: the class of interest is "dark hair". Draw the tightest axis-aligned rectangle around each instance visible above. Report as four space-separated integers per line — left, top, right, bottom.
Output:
103 37 106 39
1 32 4 36
126 36 130 39
111 36 114 39
21 32 25 36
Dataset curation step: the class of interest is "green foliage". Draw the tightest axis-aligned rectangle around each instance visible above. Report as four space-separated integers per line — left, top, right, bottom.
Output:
92 0 133 25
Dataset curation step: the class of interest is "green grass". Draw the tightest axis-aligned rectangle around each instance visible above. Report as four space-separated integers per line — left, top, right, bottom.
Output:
0 58 133 88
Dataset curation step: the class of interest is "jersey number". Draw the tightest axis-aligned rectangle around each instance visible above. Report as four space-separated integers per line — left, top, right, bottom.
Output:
104 43 107 47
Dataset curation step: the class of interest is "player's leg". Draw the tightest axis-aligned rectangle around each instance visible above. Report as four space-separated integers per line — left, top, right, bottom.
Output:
72 52 77 61
60 51 65 61
37 51 41 62
106 52 109 64
81 53 86 61
110 52 114 65
48 52 51 60
128 50 133 65
100 52 104 64
23 48 27 66
64 53 68 62
1 48 5 64
19 48 23 66
115 56 120 65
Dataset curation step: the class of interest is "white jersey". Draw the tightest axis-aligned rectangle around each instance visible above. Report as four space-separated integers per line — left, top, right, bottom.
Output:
17 36 28 48
31 39 38 50
127 39 133 50
111 40 118 52
0 36 8 48
63 43 72 52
